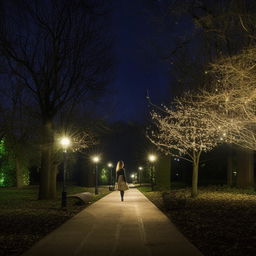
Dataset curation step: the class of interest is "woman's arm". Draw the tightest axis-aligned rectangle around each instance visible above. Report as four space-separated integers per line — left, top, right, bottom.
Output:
123 169 127 182
116 171 119 182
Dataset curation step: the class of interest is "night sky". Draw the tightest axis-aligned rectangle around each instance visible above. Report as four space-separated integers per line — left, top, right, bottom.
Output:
108 0 170 122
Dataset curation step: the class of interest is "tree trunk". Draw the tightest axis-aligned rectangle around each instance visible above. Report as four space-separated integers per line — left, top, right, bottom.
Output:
38 121 54 199
236 148 254 188
49 163 58 199
192 161 199 197
227 147 233 186
191 151 200 198
88 165 95 187
15 158 23 188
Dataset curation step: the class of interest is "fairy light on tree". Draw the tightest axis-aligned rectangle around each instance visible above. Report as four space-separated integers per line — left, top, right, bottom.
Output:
147 47 256 195
201 47 256 151
147 93 220 197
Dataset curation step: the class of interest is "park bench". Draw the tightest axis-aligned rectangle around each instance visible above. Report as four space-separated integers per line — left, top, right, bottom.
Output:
68 192 93 205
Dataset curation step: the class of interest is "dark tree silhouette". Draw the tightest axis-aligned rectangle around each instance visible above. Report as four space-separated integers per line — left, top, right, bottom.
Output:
146 0 256 94
0 0 113 199
0 85 40 188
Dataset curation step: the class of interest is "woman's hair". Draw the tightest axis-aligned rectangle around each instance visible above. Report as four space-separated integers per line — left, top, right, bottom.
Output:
116 160 124 171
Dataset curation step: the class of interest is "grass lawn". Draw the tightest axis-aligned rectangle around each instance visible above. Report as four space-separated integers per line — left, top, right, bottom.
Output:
0 185 111 256
138 185 256 256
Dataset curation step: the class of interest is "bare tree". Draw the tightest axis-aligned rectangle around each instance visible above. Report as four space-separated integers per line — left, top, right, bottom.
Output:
0 0 113 199
201 47 256 151
146 0 256 95
147 93 220 197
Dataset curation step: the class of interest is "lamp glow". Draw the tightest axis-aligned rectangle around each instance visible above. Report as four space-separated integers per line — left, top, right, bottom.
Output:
60 137 71 149
108 162 113 168
92 156 100 163
148 154 157 162
138 166 143 170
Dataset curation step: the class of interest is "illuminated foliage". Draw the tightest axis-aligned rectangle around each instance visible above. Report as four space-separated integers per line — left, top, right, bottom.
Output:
201 47 256 151
0 139 6 156
0 139 15 187
148 47 256 196
0 173 5 186
21 166 30 186
0 139 29 187
99 168 109 185
148 93 221 197
55 130 96 153
148 94 220 161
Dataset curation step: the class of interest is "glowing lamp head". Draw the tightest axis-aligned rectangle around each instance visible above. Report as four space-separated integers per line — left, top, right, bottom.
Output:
60 137 71 149
92 156 100 163
108 163 113 168
138 166 143 170
131 174 135 178
148 154 157 162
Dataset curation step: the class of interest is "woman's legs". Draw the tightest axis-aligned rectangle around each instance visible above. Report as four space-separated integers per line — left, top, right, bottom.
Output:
120 190 124 201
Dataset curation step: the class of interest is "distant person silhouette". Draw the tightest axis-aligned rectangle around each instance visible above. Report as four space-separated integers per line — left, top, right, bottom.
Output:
116 160 129 201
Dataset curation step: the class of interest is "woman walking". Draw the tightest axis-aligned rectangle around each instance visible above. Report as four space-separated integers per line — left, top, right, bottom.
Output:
116 160 129 201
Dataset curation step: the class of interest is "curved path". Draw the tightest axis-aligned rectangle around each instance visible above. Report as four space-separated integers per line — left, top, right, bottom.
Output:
22 188 203 256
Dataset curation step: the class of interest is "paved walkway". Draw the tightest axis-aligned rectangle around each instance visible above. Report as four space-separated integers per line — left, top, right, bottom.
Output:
22 188 203 256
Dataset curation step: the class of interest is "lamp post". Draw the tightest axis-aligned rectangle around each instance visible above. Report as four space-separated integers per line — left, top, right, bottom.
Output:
92 155 100 195
138 166 143 186
60 136 71 208
148 154 157 191
107 162 113 190
232 170 238 187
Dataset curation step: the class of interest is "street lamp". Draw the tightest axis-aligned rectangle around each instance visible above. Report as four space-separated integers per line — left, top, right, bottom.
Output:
92 155 100 195
131 173 135 184
232 170 238 187
148 154 157 191
148 154 157 162
60 136 71 208
107 162 114 190
138 166 143 186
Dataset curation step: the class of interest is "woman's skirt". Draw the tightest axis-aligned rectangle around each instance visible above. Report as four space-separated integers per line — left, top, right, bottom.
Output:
116 175 129 191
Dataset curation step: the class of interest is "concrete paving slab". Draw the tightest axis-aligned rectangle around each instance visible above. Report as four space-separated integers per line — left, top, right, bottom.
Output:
21 188 203 256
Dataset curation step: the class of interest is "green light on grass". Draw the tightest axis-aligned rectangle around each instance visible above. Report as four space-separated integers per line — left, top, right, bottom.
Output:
0 139 6 157
100 168 108 183
0 173 6 186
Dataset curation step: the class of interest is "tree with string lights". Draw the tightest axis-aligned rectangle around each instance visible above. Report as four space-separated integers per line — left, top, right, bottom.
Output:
201 47 256 151
148 94 221 197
